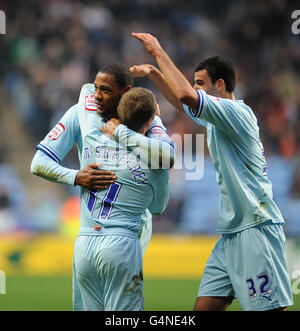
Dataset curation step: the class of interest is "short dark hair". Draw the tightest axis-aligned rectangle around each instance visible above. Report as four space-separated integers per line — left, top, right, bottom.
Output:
195 56 236 93
99 63 134 89
117 87 156 132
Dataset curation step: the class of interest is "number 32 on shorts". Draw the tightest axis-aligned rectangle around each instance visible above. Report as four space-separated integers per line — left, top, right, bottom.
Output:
246 274 273 301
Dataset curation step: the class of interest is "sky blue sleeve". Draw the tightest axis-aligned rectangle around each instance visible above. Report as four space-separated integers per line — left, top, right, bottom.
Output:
147 115 176 150
185 89 252 140
183 94 208 128
148 169 169 215
115 117 175 170
32 104 81 186
36 104 80 163
31 150 79 185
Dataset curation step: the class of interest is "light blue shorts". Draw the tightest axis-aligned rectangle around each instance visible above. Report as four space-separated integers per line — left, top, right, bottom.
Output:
198 222 294 310
73 234 144 311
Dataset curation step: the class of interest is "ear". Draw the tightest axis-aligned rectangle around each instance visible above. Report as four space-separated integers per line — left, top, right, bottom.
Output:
216 79 225 91
155 103 160 116
140 117 153 135
121 85 132 95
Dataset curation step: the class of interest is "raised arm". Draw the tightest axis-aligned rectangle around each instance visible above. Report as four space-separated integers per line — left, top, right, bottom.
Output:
132 33 199 110
130 64 183 111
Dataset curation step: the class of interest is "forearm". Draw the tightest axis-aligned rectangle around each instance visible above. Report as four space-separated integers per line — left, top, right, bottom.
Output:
148 66 183 111
115 124 175 169
31 150 79 186
132 33 198 108
155 51 199 109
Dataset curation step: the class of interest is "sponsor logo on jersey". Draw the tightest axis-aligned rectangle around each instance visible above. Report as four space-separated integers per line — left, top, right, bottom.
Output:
85 94 97 111
150 126 166 136
47 123 66 140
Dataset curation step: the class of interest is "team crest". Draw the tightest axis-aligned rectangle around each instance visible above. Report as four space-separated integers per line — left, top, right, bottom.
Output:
85 94 97 111
47 123 65 140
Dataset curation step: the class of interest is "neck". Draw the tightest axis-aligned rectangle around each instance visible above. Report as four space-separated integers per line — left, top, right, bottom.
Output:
99 112 118 122
219 91 235 100
138 127 147 135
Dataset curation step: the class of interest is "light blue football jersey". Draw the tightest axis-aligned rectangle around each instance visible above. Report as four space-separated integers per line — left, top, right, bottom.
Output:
183 89 284 234
36 84 173 241
76 83 170 236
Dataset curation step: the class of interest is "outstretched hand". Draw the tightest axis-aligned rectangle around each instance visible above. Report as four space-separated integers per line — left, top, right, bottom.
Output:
130 64 153 77
132 33 163 57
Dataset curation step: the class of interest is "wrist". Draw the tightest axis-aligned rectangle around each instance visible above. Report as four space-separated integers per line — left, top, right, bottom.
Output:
148 65 160 77
114 124 123 142
154 48 165 60
74 170 81 186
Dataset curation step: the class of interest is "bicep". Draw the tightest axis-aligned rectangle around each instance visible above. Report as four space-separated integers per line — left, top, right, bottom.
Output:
37 105 80 162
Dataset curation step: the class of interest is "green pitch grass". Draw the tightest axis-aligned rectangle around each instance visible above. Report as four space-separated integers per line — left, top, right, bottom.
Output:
0 276 298 311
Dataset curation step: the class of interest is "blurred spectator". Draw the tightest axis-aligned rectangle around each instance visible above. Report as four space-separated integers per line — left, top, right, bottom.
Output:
0 161 29 233
0 190 18 233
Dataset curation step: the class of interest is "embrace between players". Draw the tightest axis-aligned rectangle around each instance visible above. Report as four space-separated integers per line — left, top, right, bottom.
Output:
31 33 293 311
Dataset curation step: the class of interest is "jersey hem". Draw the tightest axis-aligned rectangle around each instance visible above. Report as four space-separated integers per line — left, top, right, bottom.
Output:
216 218 285 235
77 227 139 239
196 295 293 311
242 300 294 311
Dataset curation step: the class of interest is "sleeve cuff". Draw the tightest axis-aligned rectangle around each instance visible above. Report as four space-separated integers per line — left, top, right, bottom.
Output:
187 90 204 118
114 124 127 142
150 115 166 132
72 170 80 186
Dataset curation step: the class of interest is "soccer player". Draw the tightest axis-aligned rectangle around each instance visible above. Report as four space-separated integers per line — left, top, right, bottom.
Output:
131 32 293 311
31 63 175 310
74 85 170 311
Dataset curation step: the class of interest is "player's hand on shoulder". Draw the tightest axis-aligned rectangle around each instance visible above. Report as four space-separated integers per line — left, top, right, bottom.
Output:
100 118 121 137
155 103 161 116
75 163 117 190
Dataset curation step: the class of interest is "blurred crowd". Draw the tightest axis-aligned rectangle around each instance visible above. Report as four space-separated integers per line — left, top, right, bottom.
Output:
0 0 300 235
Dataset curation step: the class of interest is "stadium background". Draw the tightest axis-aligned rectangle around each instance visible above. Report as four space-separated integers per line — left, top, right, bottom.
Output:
0 0 299 310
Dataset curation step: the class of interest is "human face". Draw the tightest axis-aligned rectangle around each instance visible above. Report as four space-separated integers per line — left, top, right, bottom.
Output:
193 69 218 96
94 72 123 119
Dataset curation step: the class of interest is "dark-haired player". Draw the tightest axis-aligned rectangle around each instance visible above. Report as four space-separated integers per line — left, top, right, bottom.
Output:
131 32 293 311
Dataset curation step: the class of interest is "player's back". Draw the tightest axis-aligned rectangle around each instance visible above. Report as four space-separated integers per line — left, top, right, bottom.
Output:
79 132 168 235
